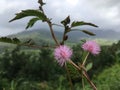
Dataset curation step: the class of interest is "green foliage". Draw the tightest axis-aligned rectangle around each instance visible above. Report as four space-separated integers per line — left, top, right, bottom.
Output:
9 9 47 22
86 40 120 76
9 9 47 30
67 63 81 82
71 40 120 78
115 50 120 63
95 64 120 90
0 45 64 80
0 46 30 80
61 16 70 26
0 46 65 89
0 37 20 44
71 21 98 28
81 30 95 36
26 17 40 29
0 41 120 89
0 78 9 90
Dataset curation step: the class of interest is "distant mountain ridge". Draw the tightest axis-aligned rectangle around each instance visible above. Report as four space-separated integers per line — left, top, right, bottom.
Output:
0 28 119 52
8 29 120 43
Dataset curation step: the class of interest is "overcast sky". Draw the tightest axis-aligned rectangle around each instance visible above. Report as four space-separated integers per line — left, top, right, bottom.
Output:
0 0 120 36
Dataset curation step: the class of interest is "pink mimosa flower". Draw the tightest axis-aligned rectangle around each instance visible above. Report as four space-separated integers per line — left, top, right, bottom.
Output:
82 40 101 55
54 45 72 66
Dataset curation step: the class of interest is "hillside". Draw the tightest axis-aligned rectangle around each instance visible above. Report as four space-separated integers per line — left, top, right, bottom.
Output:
10 29 120 42
95 63 120 89
0 28 119 50
8 28 120 43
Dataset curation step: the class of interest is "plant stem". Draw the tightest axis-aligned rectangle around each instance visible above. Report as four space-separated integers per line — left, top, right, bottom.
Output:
47 21 60 45
82 52 89 66
82 71 97 90
61 31 66 45
68 60 97 90
65 64 74 90
80 65 97 90
82 71 85 90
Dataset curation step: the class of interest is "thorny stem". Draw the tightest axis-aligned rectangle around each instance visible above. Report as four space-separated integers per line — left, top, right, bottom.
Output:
68 60 97 90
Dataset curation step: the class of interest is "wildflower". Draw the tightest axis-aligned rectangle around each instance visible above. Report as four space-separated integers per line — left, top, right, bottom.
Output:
54 45 72 66
82 40 101 55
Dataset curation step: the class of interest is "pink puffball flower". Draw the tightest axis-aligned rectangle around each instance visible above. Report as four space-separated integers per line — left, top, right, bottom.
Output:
54 45 72 66
82 40 101 55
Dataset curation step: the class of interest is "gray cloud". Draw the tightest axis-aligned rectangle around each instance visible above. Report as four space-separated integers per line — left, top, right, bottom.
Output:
0 0 120 36
90 0 120 7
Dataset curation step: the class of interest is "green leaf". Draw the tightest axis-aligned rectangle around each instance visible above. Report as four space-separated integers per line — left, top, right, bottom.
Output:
26 17 40 29
61 16 70 26
0 37 21 44
71 21 98 28
9 9 47 22
70 29 95 36
81 30 96 36
85 63 93 71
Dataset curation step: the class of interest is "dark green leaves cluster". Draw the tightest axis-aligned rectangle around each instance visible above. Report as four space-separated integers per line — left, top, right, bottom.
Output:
0 37 20 44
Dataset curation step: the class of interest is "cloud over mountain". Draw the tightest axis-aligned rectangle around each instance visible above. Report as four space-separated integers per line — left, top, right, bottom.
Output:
0 0 120 36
